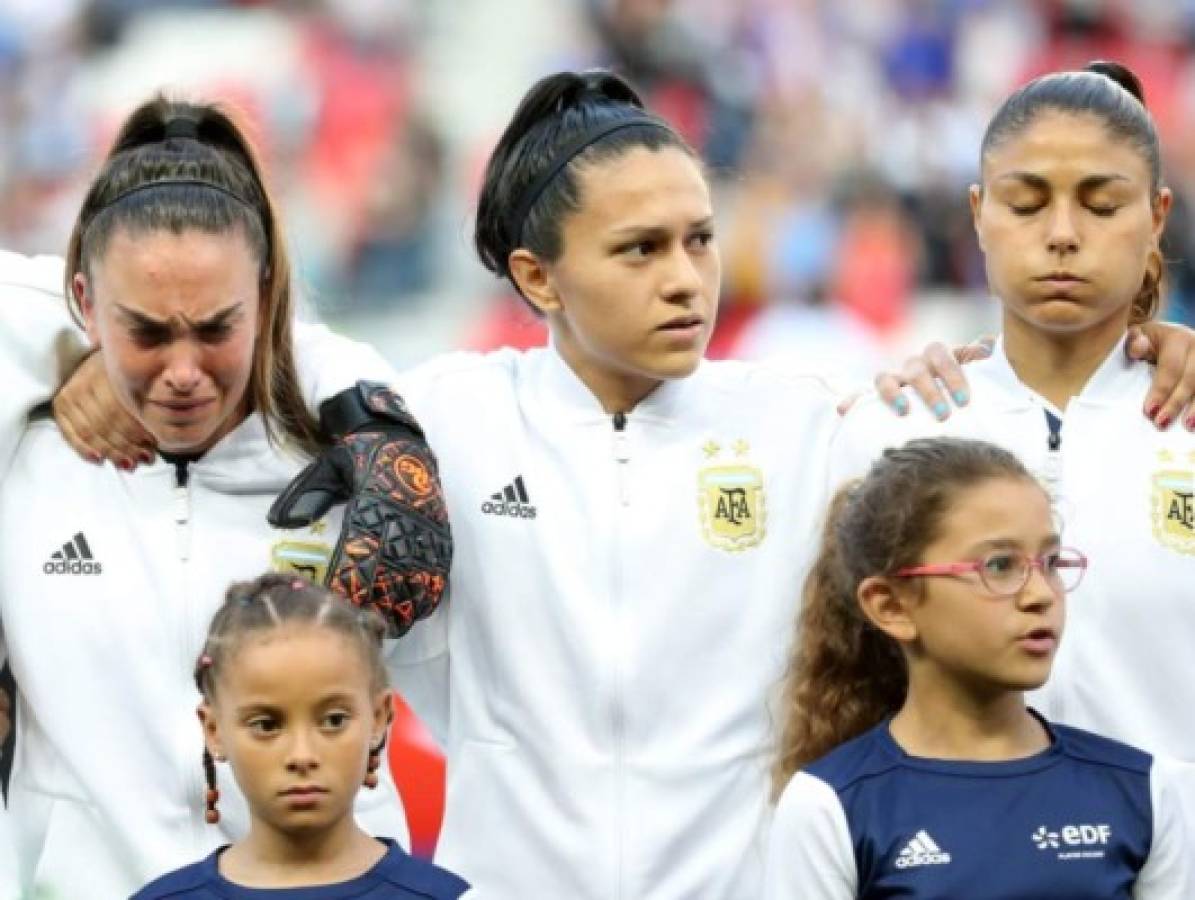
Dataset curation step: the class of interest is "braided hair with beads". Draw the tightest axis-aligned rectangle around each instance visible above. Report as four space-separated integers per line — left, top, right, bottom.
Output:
192 573 391 824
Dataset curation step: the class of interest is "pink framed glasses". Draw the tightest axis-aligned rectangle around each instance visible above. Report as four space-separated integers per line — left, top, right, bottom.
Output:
893 548 1087 598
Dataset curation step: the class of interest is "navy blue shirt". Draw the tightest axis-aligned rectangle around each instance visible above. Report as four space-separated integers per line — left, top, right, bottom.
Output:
131 839 470 900
765 714 1190 899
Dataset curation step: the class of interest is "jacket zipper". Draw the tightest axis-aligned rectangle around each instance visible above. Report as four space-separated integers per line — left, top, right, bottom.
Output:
613 412 630 507
171 460 205 846
611 411 628 897
1043 410 1062 497
173 460 193 562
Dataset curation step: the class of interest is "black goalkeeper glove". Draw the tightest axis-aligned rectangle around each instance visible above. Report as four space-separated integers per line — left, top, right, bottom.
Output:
268 381 452 636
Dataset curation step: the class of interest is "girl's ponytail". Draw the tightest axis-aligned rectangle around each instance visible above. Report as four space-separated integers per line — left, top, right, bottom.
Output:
771 483 905 799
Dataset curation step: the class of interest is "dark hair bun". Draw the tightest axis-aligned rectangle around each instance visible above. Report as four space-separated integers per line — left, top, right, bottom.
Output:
473 68 651 280
576 69 643 107
1086 60 1146 105
502 70 645 145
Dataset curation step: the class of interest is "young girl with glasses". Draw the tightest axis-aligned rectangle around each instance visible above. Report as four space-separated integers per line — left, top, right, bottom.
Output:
765 437 1190 899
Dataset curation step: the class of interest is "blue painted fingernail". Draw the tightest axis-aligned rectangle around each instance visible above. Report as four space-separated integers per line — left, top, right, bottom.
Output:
933 402 949 420
953 389 968 406
893 395 909 415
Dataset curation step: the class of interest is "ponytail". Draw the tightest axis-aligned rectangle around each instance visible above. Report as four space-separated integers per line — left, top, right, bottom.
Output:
771 484 906 800
1130 246 1164 325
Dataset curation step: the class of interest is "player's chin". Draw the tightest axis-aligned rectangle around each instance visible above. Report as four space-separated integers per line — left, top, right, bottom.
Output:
1021 296 1122 332
148 422 216 454
644 346 705 381
1003 662 1055 693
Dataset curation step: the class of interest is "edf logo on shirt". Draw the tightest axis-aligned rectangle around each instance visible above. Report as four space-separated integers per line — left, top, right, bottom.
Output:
1033 823 1112 859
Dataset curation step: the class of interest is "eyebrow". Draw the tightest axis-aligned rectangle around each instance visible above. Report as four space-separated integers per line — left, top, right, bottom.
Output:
235 702 280 717
115 302 244 331
965 535 1062 555
231 692 360 716
607 216 715 238
994 172 1131 191
313 692 359 706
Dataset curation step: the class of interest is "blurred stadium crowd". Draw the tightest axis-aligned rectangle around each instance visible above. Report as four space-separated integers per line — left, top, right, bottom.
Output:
2 0 1195 377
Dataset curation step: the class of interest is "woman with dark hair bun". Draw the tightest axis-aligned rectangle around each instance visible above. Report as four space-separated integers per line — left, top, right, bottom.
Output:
375 69 849 898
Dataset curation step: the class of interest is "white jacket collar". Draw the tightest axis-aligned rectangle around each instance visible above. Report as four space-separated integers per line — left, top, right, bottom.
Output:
974 333 1142 412
536 341 695 425
144 412 305 490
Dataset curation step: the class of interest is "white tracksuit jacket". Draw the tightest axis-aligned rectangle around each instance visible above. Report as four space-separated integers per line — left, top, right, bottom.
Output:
828 336 1195 820
0 253 410 899
387 347 842 899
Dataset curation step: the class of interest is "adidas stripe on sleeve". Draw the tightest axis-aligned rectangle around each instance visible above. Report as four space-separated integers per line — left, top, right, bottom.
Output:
1133 757 1195 899
764 772 857 899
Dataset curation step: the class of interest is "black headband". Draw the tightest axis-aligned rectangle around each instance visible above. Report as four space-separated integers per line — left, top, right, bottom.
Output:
504 114 672 247
96 178 257 216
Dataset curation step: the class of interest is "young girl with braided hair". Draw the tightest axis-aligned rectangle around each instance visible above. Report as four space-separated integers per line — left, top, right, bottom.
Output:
135 574 470 899
764 437 1191 899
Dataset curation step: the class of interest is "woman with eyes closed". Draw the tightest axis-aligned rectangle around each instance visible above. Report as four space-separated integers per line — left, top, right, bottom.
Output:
0 97 417 900
830 61 1195 822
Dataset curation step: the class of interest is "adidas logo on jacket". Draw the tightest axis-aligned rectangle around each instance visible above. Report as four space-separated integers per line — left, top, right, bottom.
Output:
42 532 102 575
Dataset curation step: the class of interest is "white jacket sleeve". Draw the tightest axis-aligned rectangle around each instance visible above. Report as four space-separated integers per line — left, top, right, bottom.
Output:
1134 757 1195 899
826 394 907 491
764 772 857 900
0 251 90 479
292 321 402 408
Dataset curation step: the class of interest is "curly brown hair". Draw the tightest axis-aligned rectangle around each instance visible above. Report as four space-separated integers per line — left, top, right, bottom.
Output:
771 437 1038 801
